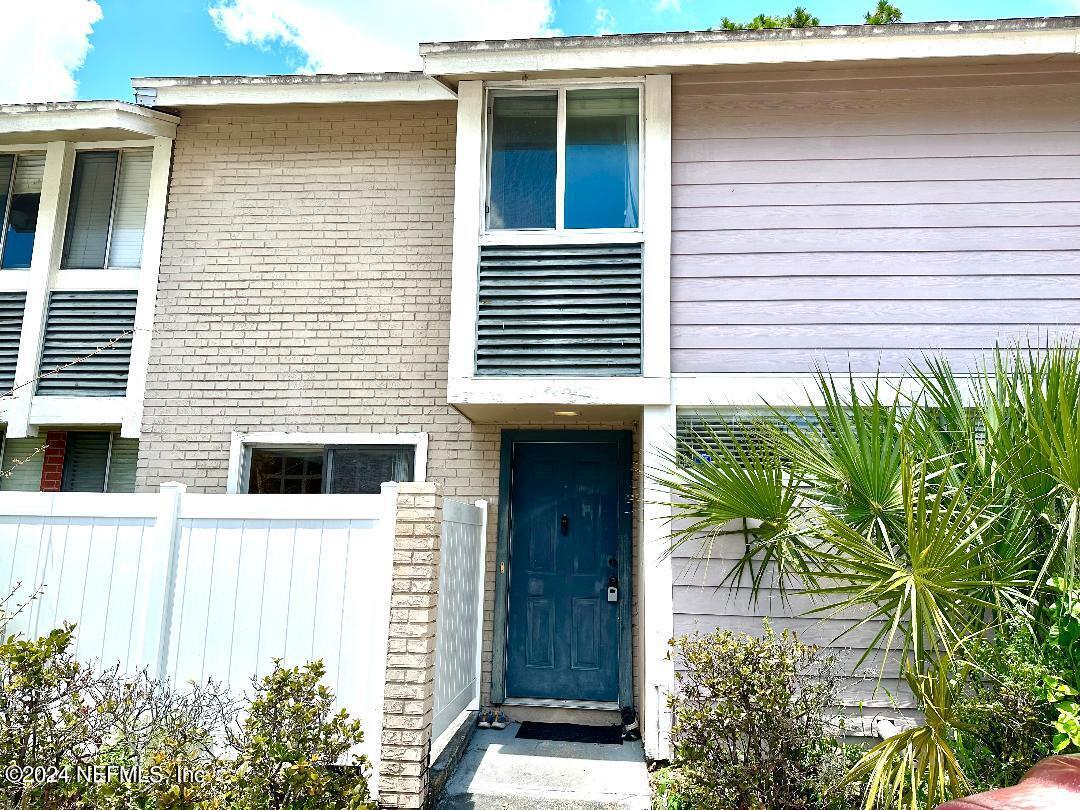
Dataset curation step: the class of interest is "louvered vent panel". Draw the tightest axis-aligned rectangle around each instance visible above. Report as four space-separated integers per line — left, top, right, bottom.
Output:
677 410 822 457
37 290 137 396
0 292 26 393
476 243 642 377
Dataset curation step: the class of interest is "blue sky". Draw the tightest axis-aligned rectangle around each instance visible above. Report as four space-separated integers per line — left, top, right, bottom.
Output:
3 0 1074 104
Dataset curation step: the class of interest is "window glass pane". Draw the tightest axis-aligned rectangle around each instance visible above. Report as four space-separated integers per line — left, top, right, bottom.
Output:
564 89 639 229
246 448 323 494
62 151 118 269
61 431 111 492
328 446 414 494
107 150 152 267
1 154 45 269
488 94 557 229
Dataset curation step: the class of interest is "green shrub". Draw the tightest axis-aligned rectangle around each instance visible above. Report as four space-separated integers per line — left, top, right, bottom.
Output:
953 628 1058 792
0 623 113 810
668 622 860 810
0 594 373 810
650 765 690 810
223 660 374 810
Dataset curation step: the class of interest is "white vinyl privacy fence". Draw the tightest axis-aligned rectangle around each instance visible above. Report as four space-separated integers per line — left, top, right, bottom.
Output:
0 484 396 790
432 498 487 748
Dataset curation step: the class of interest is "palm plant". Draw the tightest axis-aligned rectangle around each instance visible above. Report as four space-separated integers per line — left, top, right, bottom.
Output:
652 344 1080 808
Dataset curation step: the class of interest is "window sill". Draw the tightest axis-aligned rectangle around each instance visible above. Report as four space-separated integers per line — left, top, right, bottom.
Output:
480 229 643 246
53 268 141 290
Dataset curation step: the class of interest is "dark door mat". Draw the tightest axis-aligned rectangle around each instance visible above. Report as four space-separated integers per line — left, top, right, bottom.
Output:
515 721 623 745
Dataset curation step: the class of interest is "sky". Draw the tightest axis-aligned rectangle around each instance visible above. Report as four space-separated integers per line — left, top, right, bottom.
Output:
1 0 1075 104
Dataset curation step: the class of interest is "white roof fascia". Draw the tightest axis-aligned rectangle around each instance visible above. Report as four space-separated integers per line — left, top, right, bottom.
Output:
132 74 456 106
0 101 178 139
420 23 1080 77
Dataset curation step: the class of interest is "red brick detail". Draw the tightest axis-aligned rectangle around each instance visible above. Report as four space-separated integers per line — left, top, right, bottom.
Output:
39 431 68 492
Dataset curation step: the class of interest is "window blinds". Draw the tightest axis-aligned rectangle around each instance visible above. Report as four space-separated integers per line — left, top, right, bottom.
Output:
105 436 138 493
62 149 152 269
61 431 111 492
63 152 118 268
0 436 44 492
108 150 152 267
12 155 45 196
0 156 13 203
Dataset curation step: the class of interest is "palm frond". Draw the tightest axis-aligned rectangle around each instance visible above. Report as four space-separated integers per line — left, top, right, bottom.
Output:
650 415 810 600
846 661 970 810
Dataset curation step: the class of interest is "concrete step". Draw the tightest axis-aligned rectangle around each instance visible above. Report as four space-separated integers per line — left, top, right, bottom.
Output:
436 724 650 810
438 790 649 810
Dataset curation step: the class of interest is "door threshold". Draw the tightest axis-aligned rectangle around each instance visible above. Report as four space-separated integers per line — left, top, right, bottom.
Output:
502 697 620 711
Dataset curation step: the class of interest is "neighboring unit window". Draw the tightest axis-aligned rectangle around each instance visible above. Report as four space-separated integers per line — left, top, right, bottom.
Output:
245 445 415 495
0 436 45 491
486 87 640 231
62 149 153 269
59 431 138 493
0 153 46 269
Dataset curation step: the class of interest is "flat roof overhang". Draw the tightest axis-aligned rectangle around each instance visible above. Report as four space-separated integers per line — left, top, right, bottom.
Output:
131 72 456 107
0 101 178 144
420 16 1080 82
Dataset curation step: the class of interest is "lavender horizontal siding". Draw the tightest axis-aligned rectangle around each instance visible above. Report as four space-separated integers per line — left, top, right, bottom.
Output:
670 533 913 709
671 71 1080 374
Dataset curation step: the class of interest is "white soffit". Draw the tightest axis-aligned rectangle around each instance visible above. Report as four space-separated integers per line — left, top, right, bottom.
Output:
132 72 456 106
0 101 178 144
420 17 1080 78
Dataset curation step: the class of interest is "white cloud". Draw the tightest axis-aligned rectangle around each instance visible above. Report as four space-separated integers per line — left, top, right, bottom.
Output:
0 0 102 103
209 0 557 74
595 6 617 35
653 0 682 10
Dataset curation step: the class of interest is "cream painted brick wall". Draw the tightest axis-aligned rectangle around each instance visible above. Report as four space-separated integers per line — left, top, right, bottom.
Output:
136 102 641 724
136 102 499 500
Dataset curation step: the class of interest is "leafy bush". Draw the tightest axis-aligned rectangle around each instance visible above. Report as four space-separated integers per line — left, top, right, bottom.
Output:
953 627 1058 792
224 660 373 810
0 598 373 810
667 622 860 810
0 623 116 809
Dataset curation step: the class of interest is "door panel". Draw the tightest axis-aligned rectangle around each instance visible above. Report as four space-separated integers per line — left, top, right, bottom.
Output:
505 440 621 702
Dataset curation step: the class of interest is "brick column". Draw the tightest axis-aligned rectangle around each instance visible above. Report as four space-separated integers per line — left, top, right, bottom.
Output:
39 431 67 492
380 482 442 809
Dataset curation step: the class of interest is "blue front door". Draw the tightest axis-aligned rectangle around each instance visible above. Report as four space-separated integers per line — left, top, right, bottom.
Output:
505 440 621 702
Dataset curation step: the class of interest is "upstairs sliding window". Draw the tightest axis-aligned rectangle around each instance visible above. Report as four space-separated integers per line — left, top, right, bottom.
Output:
486 87 640 231
0 153 46 269
62 149 153 269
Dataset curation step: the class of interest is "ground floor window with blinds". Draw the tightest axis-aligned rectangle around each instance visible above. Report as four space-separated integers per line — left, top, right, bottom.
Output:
0 431 138 493
244 445 415 495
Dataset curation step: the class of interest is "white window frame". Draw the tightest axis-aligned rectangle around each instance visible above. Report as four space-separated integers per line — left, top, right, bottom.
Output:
482 78 645 242
61 146 153 272
226 431 429 495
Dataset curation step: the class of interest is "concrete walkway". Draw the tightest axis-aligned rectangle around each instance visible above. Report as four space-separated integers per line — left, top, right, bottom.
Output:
437 723 651 810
